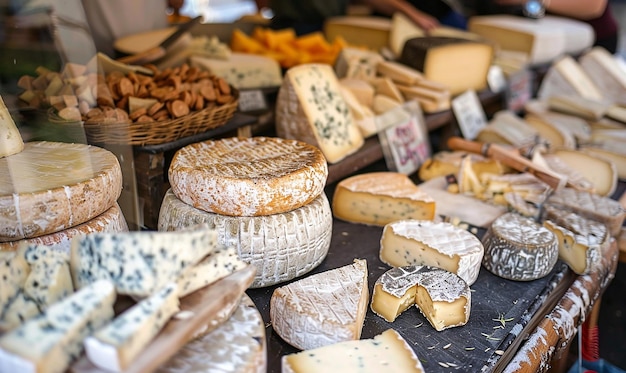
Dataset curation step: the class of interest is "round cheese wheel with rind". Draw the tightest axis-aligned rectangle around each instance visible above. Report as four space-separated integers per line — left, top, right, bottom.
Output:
168 136 328 217
158 189 332 288
0 203 128 253
157 294 266 373
0 141 122 242
482 212 558 281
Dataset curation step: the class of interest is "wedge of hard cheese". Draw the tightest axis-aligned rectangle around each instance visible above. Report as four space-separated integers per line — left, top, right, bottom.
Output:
0 95 24 158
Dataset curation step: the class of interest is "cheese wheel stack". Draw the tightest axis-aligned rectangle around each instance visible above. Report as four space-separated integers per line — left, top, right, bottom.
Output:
162 136 332 288
0 96 128 254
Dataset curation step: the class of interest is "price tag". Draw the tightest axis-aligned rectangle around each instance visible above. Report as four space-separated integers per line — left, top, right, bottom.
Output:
378 100 430 175
487 65 507 93
451 90 487 140
238 90 267 112
505 69 533 113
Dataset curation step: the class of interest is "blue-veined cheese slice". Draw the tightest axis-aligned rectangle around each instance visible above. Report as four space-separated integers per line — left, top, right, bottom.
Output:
158 189 332 288
0 95 24 158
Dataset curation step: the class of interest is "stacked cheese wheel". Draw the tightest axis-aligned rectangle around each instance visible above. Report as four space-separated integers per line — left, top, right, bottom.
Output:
0 97 128 254
161 136 332 288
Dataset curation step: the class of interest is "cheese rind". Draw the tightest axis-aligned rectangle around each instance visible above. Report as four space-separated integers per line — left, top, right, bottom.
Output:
334 47 384 80
0 95 24 158
270 259 369 350
0 141 123 242
84 283 180 372
169 136 328 217
332 172 435 226
190 52 282 89
482 212 558 281
543 150 617 196
371 265 470 331
281 329 424 373
0 280 116 373
158 190 332 288
380 220 484 285
70 225 217 297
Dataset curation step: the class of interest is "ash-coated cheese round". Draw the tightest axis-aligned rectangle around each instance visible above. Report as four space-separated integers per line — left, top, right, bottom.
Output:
0 141 122 242
482 212 559 281
168 136 328 217
157 294 266 373
0 203 128 253
158 189 332 288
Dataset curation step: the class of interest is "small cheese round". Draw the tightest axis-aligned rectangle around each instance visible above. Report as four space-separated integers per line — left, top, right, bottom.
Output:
0 141 123 242
168 136 328 217
158 189 332 288
482 212 558 281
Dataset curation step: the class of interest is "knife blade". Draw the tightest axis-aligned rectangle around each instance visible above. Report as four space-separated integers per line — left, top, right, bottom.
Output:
116 15 202 66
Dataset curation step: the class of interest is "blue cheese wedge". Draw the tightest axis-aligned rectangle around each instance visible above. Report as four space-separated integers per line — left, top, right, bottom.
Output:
70 225 217 297
0 251 30 312
84 283 180 372
0 280 116 373
0 289 41 332
19 244 73 310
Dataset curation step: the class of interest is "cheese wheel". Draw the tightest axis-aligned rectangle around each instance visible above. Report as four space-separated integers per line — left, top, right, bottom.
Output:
0 141 122 242
482 212 559 281
0 202 127 253
380 220 484 285
270 259 369 350
157 295 266 373
158 189 332 288
169 136 328 217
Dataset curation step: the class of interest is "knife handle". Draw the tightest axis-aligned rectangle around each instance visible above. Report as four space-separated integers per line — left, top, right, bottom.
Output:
116 47 166 66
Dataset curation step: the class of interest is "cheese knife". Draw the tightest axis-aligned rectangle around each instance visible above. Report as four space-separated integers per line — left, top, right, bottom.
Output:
116 15 202 66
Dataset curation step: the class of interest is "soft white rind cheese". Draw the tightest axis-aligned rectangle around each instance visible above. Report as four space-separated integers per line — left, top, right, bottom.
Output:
281 329 424 373
275 63 364 164
270 259 369 350
169 136 328 217
85 282 180 372
0 280 116 373
190 53 282 89
0 141 122 242
482 212 558 281
0 95 24 158
158 190 332 288
380 220 484 285
70 225 217 297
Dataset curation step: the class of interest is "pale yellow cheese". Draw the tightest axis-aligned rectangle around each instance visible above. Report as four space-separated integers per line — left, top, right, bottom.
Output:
339 78 375 107
581 145 626 179
334 47 384 80
369 77 405 103
524 113 576 150
339 86 377 138
0 95 24 158
579 47 626 105
389 12 425 57
549 149 617 196
376 60 423 85
476 110 538 148
546 94 608 121
332 172 435 226
324 16 391 52
372 94 402 115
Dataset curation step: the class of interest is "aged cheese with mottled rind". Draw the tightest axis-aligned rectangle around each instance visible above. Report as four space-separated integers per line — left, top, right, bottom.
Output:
371 265 470 331
270 259 369 350
169 136 328 217
482 212 558 281
332 172 435 226
380 220 484 285
0 141 122 242
158 189 332 288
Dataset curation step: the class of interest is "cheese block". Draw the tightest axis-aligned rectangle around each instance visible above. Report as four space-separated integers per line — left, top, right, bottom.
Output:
525 110 591 143
0 95 24 158
0 141 123 242
389 12 425 57
158 189 332 288
371 265 470 331
579 47 626 105
581 145 626 179
332 172 435 226
532 152 594 194
417 150 505 182
169 136 328 217
323 16 391 52
339 86 378 137
339 78 375 107
0 280 116 373
189 53 282 89
334 47 384 80
399 36 493 95
370 77 405 103
376 60 423 85
281 329 424 373
157 294 266 373
546 187 626 236
468 15 567 65
542 205 607 275
372 94 402 115
476 110 538 148
538 56 605 102
0 202 128 253
543 150 617 196
270 259 369 350
177 246 248 297
380 220 484 285
545 94 608 121
275 64 364 164
482 212 559 281
524 114 577 150
0 251 33 331
70 225 217 297
0 289 41 333
84 283 180 372
21 247 73 310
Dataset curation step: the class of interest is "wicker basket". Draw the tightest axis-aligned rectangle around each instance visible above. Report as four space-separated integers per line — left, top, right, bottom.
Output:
76 96 238 146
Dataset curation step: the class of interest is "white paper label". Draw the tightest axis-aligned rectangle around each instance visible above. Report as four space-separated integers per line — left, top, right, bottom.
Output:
238 90 267 112
452 90 487 140
487 65 507 94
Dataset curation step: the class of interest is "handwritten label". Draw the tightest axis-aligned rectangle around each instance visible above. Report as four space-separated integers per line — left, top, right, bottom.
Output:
505 69 533 113
378 100 430 175
451 90 487 140
238 90 267 112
